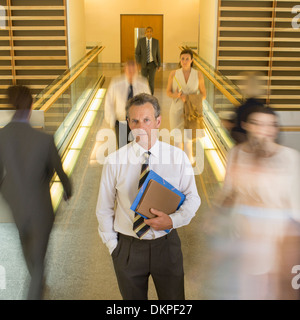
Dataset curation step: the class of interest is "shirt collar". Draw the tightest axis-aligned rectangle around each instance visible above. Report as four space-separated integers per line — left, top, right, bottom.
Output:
11 110 30 123
125 75 137 86
132 138 160 159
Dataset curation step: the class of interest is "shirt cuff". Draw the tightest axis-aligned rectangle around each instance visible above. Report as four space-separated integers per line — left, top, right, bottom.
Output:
169 214 179 229
106 239 118 255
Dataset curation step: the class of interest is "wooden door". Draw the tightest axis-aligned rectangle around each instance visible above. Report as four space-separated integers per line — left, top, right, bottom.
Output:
120 14 163 63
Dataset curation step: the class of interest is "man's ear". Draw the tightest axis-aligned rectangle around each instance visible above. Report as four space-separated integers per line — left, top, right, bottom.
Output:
156 115 162 128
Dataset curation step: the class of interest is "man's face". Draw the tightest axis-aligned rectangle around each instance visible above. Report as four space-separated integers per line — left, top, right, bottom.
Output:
145 28 153 39
127 102 161 149
125 64 138 83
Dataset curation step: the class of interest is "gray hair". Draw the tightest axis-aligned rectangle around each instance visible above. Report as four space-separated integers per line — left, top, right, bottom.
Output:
125 93 161 119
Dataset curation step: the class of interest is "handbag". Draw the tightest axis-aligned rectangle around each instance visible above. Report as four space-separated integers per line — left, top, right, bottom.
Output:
183 94 204 133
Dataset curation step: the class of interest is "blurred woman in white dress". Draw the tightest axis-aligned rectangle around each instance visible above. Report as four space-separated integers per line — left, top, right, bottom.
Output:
209 105 300 300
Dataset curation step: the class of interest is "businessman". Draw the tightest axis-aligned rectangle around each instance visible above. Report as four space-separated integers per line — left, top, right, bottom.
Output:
0 85 72 299
135 26 161 95
96 93 200 300
104 60 151 148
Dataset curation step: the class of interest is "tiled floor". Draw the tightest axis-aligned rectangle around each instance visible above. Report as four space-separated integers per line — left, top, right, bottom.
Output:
0 64 220 300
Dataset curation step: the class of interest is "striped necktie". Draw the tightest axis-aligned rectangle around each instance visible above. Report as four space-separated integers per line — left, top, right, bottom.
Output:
147 39 150 63
133 151 151 238
128 84 133 101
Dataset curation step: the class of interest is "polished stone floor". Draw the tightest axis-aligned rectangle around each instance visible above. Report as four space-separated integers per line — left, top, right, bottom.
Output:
0 64 220 300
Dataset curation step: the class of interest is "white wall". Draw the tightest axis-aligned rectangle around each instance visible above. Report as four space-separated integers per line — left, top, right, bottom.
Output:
67 0 87 67
198 0 218 67
279 132 300 152
84 0 200 63
277 111 300 151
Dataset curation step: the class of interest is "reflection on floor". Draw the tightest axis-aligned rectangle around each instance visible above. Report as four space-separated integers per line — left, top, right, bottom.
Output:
0 63 221 300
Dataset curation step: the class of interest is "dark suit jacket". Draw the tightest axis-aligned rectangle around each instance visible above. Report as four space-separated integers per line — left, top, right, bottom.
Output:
135 37 161 69
0 122 72 229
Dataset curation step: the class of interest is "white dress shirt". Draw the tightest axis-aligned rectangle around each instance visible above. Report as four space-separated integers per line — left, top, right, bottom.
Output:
104 75 151 128
96 139 201 254
146 38 153 63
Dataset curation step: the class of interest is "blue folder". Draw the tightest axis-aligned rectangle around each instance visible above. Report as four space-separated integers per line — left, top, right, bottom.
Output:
130 170 186 233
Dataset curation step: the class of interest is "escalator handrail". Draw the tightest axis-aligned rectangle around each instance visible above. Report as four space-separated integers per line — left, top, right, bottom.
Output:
190 48 243 101
33 45 104 112
33 46 100 105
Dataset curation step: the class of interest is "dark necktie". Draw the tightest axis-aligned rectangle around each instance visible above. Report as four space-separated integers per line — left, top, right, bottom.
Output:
133 151 151 238
128 84 133 101
147 39 150 63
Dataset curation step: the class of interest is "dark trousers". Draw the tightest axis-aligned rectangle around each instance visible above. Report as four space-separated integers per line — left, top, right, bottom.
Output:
115 120 131 149
141 61 157 95
112 230 185 300
17 215 53 300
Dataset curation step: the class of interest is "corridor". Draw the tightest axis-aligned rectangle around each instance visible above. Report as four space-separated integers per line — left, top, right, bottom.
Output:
0 64 220 300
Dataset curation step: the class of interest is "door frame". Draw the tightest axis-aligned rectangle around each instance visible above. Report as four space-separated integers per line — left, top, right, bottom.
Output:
120 14 164 64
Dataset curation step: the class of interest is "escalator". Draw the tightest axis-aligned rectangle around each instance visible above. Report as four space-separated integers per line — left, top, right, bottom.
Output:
1 45 298 300
0 45 106 220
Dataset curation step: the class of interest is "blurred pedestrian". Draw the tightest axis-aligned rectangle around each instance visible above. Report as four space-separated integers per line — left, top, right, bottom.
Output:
0 85 72 300
104 60 151 148
205 105 300 299
231 72 265 143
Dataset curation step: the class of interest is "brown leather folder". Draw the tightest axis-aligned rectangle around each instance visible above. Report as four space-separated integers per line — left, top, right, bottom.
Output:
135 179 181 219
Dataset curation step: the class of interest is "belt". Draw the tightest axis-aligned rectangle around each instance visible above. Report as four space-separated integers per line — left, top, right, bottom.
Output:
118 231 173 243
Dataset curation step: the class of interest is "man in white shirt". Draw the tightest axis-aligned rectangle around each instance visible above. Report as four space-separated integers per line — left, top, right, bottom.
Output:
96 93 200 300
104 60 151 148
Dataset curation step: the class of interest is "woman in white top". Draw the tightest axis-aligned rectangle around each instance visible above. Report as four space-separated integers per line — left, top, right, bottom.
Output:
215 105 300 299
166 49 206 163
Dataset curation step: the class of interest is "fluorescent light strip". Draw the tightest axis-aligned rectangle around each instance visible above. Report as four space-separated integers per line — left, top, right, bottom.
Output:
204 128 217 149
96 88 106 99
50 88 106 210
62 149 81 175
203 130 215 150
82 110 97 127
206 150 226 182
203 128 226 182
90 99 102 111
219 127 235 149
71 127 89 149
50 182 63 212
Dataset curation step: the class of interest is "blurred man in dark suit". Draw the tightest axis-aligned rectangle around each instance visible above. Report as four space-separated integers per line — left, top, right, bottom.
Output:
0 85 72 300
135 26 161 95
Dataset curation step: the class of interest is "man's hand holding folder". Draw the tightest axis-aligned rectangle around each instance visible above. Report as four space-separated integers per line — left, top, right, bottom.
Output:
143 208 173 231
130 170 186 233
